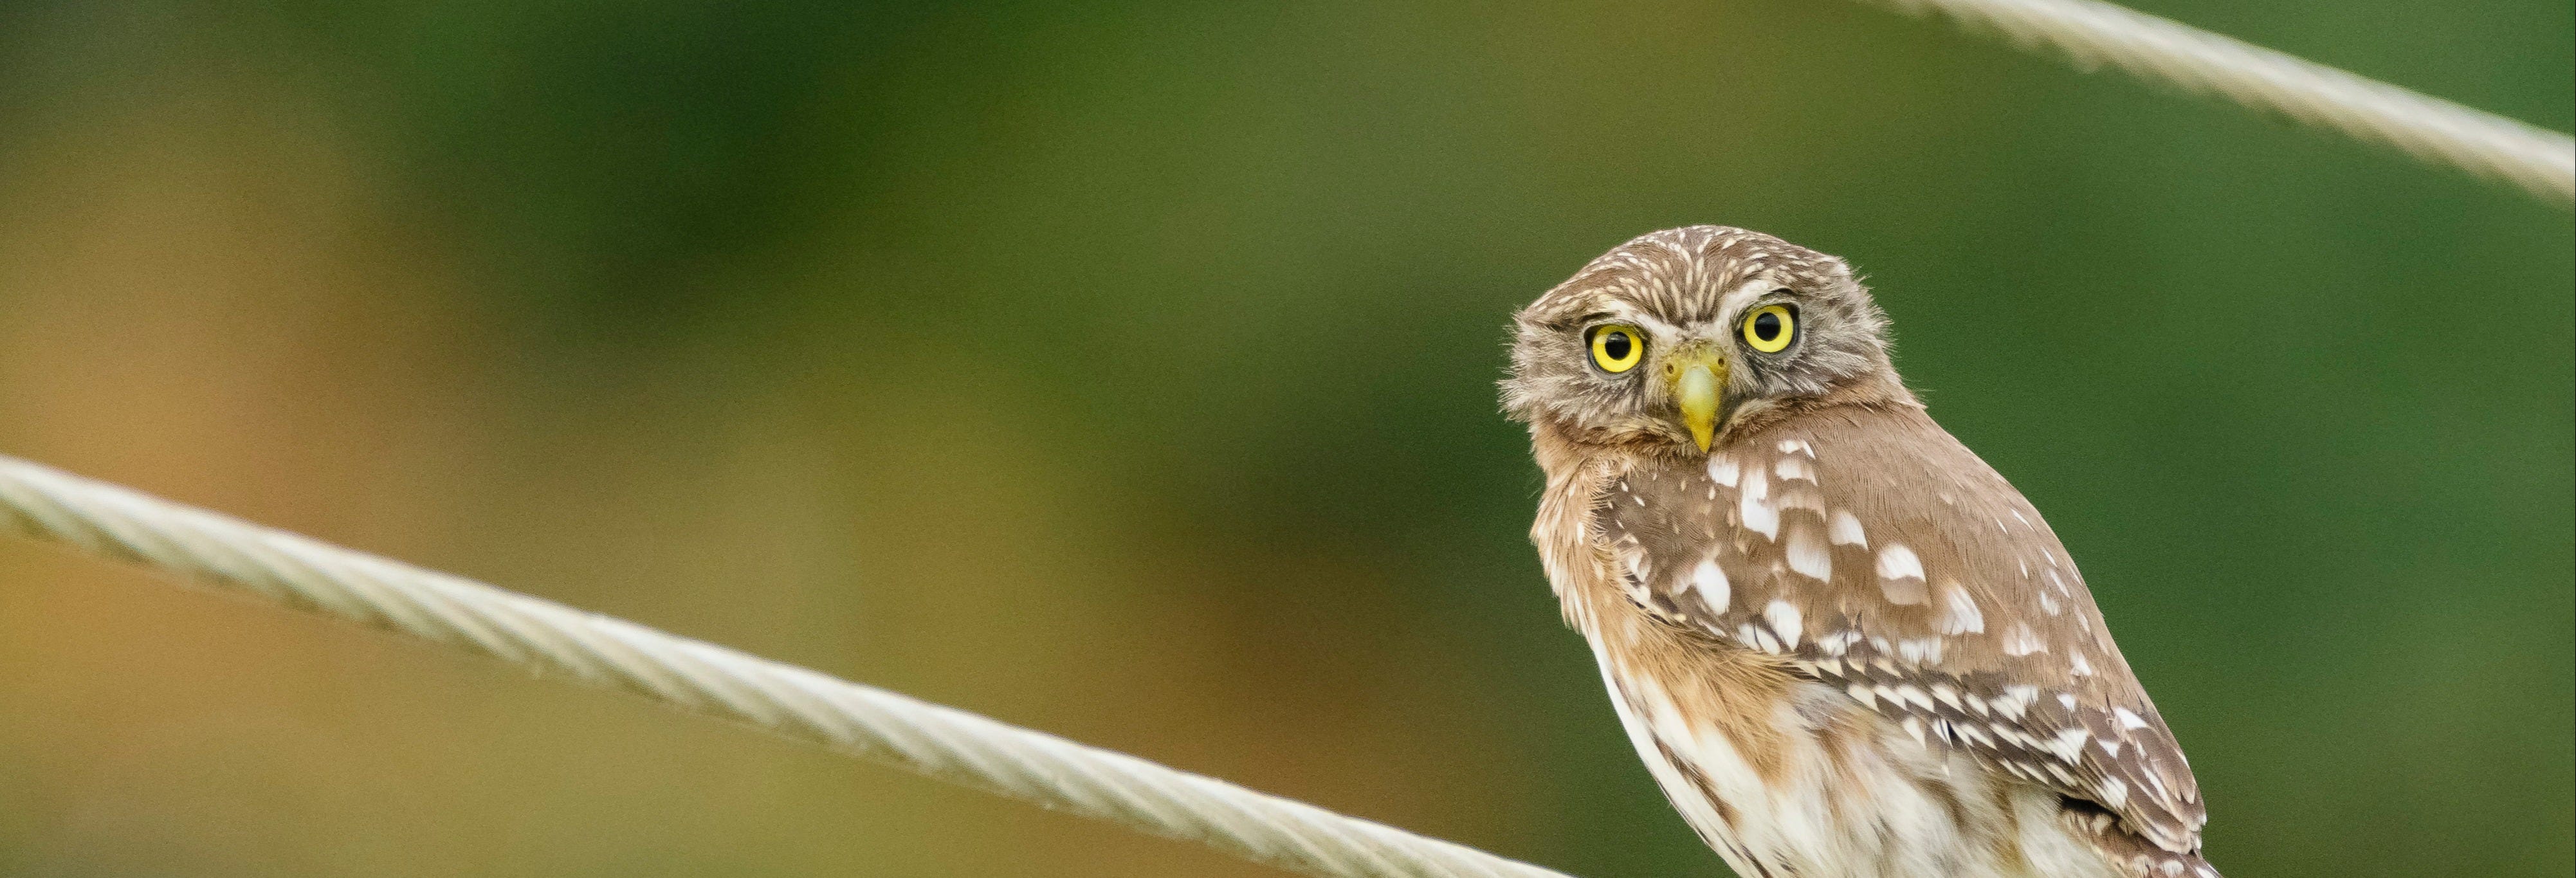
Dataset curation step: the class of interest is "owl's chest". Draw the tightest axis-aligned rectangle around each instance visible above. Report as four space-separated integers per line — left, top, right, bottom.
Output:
1535 446 1771 641
1539 458 1814 861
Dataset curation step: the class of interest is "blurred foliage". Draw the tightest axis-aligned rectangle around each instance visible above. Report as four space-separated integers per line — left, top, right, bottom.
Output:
0 1 2566 876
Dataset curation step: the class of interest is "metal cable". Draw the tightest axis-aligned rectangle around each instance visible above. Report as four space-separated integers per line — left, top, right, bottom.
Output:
0 455 1575 878
1856 0 2576 206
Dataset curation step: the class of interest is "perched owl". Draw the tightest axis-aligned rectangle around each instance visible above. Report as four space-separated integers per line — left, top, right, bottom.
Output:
1503 226 2215 878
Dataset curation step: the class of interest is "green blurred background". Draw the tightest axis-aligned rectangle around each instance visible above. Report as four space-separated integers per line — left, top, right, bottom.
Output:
0 1 2566 875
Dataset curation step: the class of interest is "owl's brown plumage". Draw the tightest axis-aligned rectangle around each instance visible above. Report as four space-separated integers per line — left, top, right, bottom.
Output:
1504 226 2215 878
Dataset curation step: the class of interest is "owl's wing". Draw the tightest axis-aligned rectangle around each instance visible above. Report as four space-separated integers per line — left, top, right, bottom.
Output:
1598 405 2207 857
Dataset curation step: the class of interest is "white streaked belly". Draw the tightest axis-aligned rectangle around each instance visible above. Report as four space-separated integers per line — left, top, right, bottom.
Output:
1583 635 2122 878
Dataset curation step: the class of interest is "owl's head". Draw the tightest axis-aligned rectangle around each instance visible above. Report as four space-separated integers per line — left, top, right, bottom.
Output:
1503 226 1912 453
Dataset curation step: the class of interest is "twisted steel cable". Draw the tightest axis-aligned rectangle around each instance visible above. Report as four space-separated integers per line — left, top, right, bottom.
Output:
0 454 1575 878
1858 0 2576 206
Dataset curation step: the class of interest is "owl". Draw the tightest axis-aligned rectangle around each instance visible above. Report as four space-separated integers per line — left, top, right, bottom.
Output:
1503 226 2216 878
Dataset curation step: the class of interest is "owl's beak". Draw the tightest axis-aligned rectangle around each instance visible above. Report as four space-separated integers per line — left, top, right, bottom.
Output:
1672 355 1725 452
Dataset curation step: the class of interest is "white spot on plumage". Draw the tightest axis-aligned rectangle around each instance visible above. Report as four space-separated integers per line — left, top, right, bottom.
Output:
2038 590 2062 616
1776 438 1814 456
1816 629 1861 656
2115 707 2150 730
1738 469 1778 540
1896 637 1945 664
1763 599 1804 650
1993 725 2032 749
1876 542 1923 580
2099 776 2130 809
1953 722 1994 749
2003 621 2047 656
2049 727 2092 762
1772 455 1815 482
1876 544 1927 604
1690 558 1730 612
1935 581 1984 634
1996 686 2040 720
1827 509 1867 547
1707 454 1739 487
1785 524 1831 580
2069 651 2095 677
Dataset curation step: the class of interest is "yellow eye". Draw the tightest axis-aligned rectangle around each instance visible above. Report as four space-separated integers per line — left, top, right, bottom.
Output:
1589 324 1645 373
1741 304 1795 353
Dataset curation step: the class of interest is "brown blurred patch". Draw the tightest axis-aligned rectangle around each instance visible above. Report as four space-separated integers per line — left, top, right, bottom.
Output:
0 63 1542 878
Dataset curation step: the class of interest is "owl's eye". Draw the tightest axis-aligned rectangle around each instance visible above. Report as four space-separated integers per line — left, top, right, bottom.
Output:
1741 304 1795 353
1589 325 1645 373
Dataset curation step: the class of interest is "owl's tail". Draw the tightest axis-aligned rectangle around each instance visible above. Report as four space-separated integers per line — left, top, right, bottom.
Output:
2067 801 2220 878
2121 849 2220 878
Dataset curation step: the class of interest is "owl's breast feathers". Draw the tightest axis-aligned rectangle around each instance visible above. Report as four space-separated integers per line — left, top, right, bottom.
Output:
1540 403 2211 875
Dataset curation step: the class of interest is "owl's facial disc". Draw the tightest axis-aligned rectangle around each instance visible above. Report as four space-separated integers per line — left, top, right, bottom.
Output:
1502 226 1912 456
1660 342 1728 451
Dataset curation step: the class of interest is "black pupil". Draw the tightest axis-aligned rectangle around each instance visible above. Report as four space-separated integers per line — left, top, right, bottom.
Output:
1753 311 1782 341
1602 331 1632 360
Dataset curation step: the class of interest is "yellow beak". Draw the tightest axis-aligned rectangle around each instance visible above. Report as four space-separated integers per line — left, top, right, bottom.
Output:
1673 353 1726 452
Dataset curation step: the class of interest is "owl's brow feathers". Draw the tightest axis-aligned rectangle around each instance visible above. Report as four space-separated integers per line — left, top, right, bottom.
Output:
1528 226 1860 325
